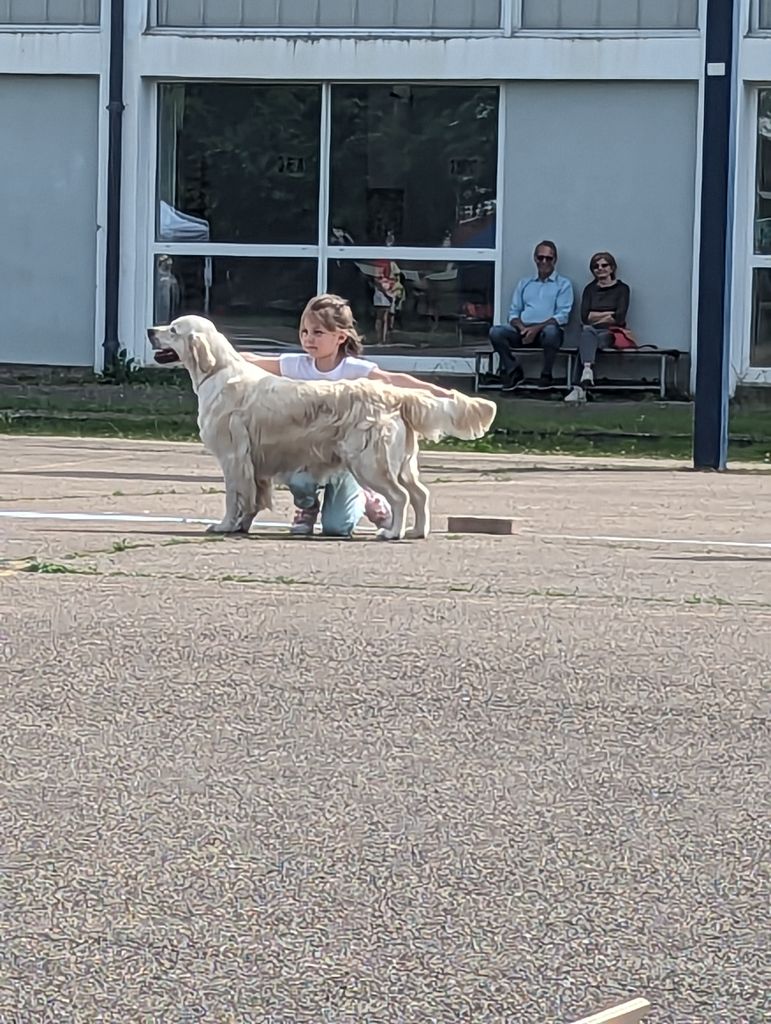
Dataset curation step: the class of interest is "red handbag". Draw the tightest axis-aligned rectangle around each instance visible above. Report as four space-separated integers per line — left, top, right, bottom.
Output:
609 326 639 350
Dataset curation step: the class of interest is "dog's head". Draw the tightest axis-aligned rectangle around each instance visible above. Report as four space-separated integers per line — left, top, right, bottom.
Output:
147 315 221 377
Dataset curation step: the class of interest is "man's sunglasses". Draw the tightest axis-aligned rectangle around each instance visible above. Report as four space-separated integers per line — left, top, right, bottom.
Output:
535 254 555 263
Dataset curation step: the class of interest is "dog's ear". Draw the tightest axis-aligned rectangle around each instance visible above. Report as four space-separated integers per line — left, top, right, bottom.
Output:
189 332 216 375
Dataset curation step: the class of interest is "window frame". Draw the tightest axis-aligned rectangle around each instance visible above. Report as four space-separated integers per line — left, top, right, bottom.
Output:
748 88 771 368
0 0 100 28
750 0 771 33
515 0 701 36
147 0 510 36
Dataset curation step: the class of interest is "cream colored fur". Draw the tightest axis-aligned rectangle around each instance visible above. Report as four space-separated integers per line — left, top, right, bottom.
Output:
147 315 497 539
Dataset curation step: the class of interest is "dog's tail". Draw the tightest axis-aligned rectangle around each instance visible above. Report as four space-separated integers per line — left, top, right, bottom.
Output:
399 389 497 442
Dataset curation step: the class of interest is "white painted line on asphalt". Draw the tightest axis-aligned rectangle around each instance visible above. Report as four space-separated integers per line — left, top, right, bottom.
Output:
1 509 235 527
542 532 771 551
0 508 379 533
1 511 768 549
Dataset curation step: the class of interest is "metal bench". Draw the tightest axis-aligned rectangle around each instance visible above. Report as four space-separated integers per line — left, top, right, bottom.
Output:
474 347 683 399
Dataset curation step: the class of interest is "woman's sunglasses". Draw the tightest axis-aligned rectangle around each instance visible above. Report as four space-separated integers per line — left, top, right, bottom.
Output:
592 262 612 271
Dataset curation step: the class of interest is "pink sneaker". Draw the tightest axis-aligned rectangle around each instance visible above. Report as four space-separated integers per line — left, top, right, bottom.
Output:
290 502 320 536
363 489 393 530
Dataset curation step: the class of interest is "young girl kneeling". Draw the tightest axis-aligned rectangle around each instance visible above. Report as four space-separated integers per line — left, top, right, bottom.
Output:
243 293 454 537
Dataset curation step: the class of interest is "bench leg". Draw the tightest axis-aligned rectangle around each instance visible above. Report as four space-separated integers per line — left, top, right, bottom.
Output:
659 355 666 399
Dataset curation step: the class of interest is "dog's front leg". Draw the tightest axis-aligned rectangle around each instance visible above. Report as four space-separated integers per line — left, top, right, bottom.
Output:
206 455 254 534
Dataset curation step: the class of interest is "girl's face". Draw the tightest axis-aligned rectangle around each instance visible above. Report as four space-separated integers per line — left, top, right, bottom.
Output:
299 315 347 362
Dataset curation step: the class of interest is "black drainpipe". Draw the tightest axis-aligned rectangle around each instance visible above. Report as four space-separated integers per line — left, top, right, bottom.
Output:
102 0 126 372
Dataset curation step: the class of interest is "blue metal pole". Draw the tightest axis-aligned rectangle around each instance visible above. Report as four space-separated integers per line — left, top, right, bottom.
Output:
102 0 125 372
692 0 736 470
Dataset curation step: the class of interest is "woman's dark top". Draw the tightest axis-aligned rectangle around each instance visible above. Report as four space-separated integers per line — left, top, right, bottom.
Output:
580 279 630 327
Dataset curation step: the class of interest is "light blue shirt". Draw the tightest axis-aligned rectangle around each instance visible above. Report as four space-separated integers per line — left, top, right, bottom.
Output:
508 271 574 326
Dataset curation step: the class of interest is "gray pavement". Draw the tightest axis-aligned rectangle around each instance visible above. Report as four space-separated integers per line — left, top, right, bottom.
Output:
0 436 769 1023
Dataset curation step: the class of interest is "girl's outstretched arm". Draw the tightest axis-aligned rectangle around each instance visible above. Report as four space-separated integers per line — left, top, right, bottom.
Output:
241 353 282 375
368 368 454 398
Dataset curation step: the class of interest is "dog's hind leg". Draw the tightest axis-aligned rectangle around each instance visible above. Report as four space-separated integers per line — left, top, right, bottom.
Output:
399 431 430 540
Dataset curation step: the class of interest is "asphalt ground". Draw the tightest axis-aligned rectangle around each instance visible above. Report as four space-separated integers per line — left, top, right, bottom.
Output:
0 436 768 1023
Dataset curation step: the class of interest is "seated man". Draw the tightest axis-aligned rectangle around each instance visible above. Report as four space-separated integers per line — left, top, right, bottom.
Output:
489 240 574 391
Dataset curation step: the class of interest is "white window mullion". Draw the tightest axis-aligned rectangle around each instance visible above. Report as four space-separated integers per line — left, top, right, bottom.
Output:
317 82 332 296
504 0 519 33
325 247 496 261
494 82 506 321
152 243 321 257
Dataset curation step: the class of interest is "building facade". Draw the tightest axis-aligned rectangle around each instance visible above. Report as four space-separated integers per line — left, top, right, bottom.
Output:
0 0 767 394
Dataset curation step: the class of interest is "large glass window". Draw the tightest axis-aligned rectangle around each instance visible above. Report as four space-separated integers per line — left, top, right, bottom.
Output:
153 82 499 356
0 0 99 23
156 0 501 30
521 0 698 30
329 84 499 248
157 83 321 245
328 258 495 354
760 1 771 30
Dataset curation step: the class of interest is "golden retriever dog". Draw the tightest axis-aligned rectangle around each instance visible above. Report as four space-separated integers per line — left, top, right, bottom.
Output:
147 315 496 540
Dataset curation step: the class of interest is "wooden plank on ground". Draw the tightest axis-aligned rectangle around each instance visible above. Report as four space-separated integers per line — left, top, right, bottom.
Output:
570 998 651 1024
446 515 514 535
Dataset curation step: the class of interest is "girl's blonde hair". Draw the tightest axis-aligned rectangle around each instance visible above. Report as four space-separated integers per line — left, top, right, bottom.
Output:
300 293 364 356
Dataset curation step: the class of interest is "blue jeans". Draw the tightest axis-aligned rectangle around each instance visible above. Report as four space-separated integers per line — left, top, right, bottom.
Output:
286 470 365 537
489 322 564 377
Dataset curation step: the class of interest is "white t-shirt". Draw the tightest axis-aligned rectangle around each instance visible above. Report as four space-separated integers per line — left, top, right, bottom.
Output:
278 352 378 382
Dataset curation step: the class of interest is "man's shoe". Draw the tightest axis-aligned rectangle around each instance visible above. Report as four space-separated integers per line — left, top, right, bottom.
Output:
580 365 595 386
537 373 553 389
500 366 525 392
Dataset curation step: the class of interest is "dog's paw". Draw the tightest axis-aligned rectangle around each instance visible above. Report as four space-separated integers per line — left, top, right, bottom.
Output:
205 521 241 534
376 527 405 541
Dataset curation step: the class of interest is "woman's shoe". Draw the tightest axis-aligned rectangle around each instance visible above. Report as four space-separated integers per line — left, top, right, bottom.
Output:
564 385 587 404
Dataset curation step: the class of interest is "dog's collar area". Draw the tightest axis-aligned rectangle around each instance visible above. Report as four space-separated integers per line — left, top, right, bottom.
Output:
195 365 223 389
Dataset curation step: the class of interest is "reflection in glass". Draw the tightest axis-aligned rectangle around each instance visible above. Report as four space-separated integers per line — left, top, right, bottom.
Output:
751 269 771 368
153 256 318 348
755 91 771 255
327 258 494 353
156 83 321 244
329 85 499 248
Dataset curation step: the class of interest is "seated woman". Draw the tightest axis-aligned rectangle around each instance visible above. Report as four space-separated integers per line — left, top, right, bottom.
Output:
565 251 630 403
